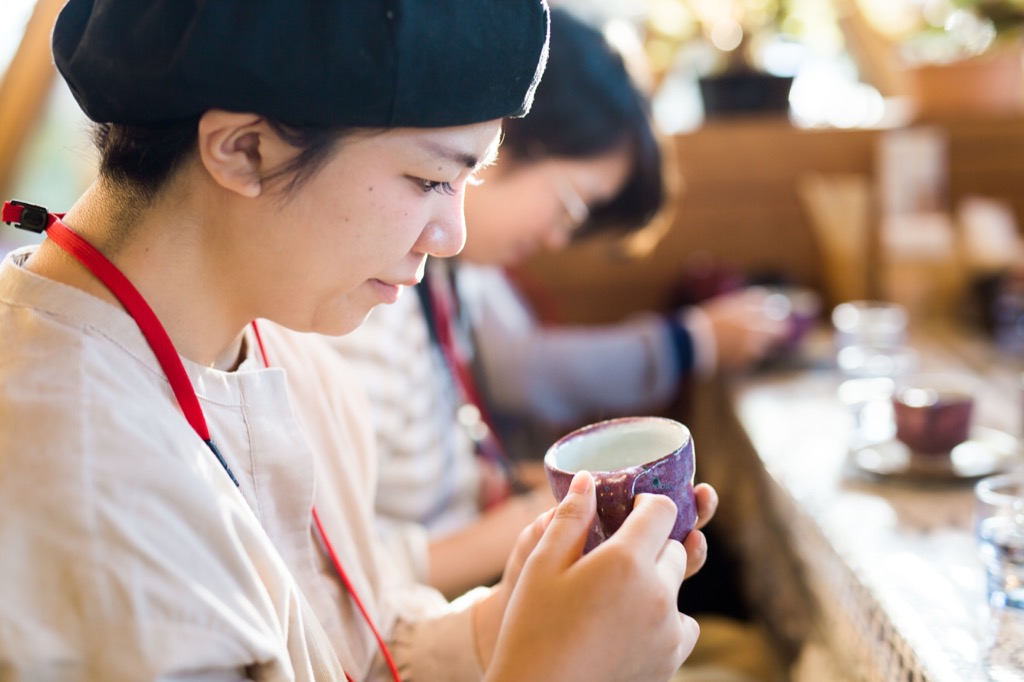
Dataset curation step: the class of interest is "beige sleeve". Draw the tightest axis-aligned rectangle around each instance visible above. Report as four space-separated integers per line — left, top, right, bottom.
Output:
386 587 487 682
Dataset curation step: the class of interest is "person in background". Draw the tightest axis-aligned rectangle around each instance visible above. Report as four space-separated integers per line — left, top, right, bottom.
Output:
333 5 785 601
331 7 788 682
0 1 718 681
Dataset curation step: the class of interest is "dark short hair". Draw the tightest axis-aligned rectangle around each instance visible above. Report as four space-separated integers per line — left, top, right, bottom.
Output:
92 119 347 202
63 1 552 206
500 8 664 237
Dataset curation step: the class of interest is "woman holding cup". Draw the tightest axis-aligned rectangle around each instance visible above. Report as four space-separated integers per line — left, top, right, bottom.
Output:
325 7 767 680
330 4 759 600
0 1 715 680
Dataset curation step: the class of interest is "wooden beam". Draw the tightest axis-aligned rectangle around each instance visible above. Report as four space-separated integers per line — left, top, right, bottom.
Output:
0 0 67 197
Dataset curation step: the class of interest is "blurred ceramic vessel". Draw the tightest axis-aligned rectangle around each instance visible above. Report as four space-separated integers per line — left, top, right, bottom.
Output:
763 285 822 355
893 373 975 454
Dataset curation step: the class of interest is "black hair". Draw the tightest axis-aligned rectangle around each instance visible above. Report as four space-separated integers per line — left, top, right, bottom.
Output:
500 7 664 238
92 119 347 204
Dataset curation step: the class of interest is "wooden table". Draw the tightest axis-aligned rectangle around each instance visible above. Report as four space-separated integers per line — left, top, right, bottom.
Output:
691 323 1024 681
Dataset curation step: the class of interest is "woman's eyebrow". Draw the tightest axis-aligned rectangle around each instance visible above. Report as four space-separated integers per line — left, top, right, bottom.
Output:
418 138 500 172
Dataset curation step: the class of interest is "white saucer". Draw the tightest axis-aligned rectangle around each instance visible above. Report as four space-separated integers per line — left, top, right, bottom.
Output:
850 426 1023 482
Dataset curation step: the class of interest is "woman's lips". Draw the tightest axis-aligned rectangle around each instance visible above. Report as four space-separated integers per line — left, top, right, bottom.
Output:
369 278 401 304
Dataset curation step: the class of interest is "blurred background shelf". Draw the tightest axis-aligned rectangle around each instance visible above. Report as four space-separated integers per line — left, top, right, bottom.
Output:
514 115 1024 326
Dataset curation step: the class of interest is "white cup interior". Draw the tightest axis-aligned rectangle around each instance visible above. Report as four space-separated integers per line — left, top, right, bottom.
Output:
547 419 690 473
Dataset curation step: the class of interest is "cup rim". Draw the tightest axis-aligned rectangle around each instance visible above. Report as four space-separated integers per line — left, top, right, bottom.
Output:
975 471 1024 505
831 299 908 331
892 371 979 401
544 416 691 474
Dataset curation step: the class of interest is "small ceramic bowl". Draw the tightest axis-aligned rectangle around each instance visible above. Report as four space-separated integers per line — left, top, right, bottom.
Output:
544 416 697 554
892 373 976 455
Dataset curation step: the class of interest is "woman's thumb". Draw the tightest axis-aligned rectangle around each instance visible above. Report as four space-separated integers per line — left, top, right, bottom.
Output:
532 471 597 568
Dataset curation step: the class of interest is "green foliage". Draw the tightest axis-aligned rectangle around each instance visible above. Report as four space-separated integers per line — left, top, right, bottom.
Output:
953 0 1024 35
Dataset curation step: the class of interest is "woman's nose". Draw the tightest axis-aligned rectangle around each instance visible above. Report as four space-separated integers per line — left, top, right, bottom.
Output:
418 200 466 258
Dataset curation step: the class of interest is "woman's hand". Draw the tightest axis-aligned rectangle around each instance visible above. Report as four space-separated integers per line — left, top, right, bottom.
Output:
476 472 718 682
700 287 790 370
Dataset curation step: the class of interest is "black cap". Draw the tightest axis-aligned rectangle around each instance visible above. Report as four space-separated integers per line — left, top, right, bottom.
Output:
52 0 550 128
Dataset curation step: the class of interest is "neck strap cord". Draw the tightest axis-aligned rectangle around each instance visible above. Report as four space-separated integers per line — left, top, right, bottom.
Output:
251 321 401 682
2 201 238 485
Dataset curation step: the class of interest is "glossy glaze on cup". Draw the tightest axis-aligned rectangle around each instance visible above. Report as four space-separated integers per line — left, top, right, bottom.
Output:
544 416 697 554
893 383 974 455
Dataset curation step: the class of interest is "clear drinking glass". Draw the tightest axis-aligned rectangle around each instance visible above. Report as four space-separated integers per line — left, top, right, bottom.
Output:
976 474 1024 609
832 300 914 378
833 301 916 443
974 472 1024 678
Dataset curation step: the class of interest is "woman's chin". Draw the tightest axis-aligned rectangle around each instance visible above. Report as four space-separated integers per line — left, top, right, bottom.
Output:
324 310 374 338
273 307 373 339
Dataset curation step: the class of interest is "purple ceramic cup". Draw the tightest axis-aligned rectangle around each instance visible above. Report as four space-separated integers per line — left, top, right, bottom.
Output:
544 416 697 554
893 375 975 455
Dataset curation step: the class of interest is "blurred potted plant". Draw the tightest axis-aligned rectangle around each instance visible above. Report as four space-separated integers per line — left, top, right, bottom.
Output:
644 0 798 117
898 0 1024 116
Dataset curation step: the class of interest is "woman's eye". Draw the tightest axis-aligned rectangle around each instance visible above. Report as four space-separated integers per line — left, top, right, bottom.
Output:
417 178 458 196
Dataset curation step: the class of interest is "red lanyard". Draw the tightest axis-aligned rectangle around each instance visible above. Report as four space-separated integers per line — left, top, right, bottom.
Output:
2 201 400 682
424 268 512 508
0 202 241 483
250 321 400 682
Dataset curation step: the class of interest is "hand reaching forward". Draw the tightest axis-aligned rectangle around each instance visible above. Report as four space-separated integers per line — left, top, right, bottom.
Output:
478 472 718 682
700 287 790 370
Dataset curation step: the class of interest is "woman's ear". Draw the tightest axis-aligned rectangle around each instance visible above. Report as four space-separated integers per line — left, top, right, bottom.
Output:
197 110 289 198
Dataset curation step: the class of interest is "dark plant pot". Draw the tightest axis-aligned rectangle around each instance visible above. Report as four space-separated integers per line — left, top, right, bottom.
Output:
699 72 794 118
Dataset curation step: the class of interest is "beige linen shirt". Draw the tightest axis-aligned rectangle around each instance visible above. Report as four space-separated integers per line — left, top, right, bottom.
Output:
0 247 481 681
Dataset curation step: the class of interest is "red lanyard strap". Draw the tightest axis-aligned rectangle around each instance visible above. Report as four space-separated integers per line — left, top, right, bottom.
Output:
420 269 509 467
46 216 240 486
418 269 514 511
4 201 238 481
252 322 402 682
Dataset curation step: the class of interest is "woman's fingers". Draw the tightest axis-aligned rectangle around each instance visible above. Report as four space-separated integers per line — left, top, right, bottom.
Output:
503 505 554 590
681 528 708 579
527 471 596 571
693 482 718 530
656 535 689 591
676 614 701 662
520 478 715 587
492 479 707 681
600 492 679 561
